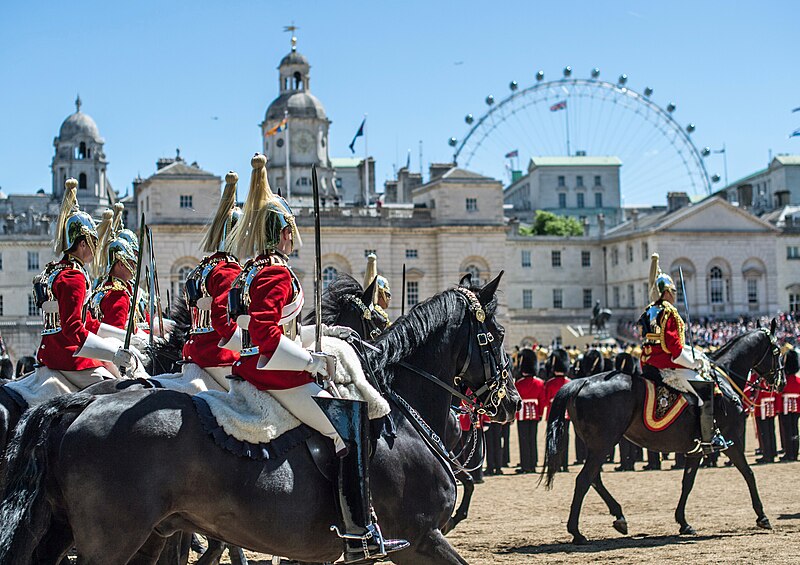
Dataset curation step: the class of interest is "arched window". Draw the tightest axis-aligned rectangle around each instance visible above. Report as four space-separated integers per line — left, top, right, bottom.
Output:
174 265 194 301
78 142 87 159
293 71 303 90
322 266 338 290
709 266 724 304
464 264 483 286
78 173 87 189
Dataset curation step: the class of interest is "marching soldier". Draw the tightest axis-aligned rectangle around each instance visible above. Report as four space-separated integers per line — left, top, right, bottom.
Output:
183 172 243 387
778 347 800 461
33 179 139 387
227 154 408 563
515 347 544 473
363 253 391 329
639 253 729 454
543 348 571 472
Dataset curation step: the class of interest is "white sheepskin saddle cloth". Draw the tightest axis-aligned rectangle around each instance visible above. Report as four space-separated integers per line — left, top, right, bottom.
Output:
153 363 229 394
196 336 389 446
3 366 109 408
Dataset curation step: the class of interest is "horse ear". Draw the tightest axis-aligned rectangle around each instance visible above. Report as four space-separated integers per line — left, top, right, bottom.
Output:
459 273 472 287
478 270 504 304
363 276 378 305
770 318 777 335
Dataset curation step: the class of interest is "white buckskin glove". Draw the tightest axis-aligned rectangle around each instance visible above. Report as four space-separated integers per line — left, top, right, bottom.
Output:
323 325 358 341
113 346 143 373
306 352 331 378
98 323 149 352
673 346 702 371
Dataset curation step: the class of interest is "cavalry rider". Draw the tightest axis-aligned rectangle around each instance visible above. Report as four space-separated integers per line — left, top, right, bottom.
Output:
182 171 243 388
34 179 139 386
363 253 391 328
226 154 408 563
639 253 729 454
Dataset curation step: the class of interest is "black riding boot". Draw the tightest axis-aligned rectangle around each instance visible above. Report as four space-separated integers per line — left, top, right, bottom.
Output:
695 381 731 455
315 397 409 564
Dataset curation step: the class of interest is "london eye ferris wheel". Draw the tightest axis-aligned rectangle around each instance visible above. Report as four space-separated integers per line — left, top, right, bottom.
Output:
448 67 722 205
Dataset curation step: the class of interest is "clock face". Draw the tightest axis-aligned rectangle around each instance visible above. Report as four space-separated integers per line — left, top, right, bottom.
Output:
296 130 314 153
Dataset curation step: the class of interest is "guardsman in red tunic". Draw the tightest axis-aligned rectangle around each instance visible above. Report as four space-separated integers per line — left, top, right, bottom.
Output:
639 253 728 454
778 348 800 461
515 347 544 473
750 370 779 463
181 171 243 388
33 179 139 387
362 253 392 336
227 155 407 563
543 348 571 471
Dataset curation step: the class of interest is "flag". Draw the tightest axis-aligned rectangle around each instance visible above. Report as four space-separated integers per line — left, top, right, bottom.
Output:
550 100 567 112
349 118 366 153
791 128 800 138
406 150 411 169
793 107 800 113
264 117 287 137
505 149 519 158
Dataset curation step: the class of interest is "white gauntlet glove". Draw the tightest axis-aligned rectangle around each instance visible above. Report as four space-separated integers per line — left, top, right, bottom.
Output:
306 352 331 378
113 346 143 373
323 325 358 340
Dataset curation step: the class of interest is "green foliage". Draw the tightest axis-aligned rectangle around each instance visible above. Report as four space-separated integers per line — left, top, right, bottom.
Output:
519 211 584 236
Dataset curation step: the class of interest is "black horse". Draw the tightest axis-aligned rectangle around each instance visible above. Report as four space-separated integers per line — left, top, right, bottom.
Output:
543 322 784 544
0 274 520 564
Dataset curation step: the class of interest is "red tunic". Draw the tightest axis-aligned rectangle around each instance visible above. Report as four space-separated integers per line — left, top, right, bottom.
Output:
543 375 570 420
753 387 779 419
37 258 102 371
182 255 241 368
778 373 800 415
95 277 132 330
232 263 312 390
641 301 685 370
516 375 546 421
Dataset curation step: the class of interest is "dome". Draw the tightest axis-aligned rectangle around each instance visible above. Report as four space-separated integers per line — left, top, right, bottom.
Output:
265 91 327 122
279 50 309 67
58 96 102 141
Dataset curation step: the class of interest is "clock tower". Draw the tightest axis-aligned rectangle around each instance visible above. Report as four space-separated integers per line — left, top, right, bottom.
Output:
261 36 335 205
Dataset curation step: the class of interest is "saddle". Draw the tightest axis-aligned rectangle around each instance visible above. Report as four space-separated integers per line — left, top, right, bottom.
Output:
641 377 689 432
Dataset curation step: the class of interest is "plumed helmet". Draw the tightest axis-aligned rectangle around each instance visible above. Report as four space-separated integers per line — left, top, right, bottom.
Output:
655 272 677 295
117 229 139 255
784 348 799 376
201 171 244 254
376 275 391 302
54 178 98 255
106 236 137 275
518 347 537 376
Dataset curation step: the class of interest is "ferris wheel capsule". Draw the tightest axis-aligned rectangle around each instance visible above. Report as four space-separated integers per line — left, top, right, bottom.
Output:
485 95 495 105
702 147 711 157
667 102 676 113
644 87 654 97
686 123 696 134
448 137 458 147
618 74 628 85
509 81 518 91
536 70 545 81
591 68 600 78
712 174 721 183
563 66 572 77
465 114 474 124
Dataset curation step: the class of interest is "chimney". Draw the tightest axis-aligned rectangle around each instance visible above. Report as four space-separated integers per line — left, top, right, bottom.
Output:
597 213 605 235
786 215 794 228
582 217 591 236
429 162 455 180
667 191 690 213
630 208 639 229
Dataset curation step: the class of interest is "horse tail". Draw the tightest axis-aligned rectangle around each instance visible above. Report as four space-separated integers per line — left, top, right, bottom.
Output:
540 382 576 490
0 392 95 564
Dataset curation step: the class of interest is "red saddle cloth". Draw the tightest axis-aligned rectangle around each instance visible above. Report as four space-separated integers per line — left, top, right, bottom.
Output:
643 378 689 432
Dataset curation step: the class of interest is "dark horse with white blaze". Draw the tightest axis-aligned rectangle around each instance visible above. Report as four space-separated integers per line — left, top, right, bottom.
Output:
543 321 784 544
0 274 520 564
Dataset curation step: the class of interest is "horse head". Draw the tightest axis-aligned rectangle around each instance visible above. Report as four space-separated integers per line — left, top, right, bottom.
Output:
710 318 784 393
302 273 386 341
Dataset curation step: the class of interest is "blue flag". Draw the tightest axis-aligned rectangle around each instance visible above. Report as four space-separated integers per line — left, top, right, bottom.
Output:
349 118 366 153
791 128 800 138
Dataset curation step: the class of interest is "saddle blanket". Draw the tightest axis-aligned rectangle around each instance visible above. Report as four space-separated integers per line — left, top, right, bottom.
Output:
643 378 689 432
3 365 115 408
152 363 230 394
195 336 390 447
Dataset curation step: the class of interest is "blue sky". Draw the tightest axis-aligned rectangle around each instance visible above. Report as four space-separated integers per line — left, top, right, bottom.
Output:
1 1 798 205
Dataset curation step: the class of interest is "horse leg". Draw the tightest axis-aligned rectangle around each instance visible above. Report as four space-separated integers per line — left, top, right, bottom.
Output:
567 451 606 544
195 539 226 565
128 534 169 565
725 443 771 529
590 473 627 535
31 520 73 565
392 528 467 565
442 470 474 534
674 456 701 534
228 545 249 565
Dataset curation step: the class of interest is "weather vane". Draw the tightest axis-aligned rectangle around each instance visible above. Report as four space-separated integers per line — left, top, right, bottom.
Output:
283 23 299 51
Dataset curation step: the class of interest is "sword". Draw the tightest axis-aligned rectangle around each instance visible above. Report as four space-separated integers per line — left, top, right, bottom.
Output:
146 226 165 338
311 166 340 397
122 213 147 376
401 263 406 317
678 266 696 361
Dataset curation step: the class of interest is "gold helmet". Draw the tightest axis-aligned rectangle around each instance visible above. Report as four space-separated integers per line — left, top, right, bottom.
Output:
53 178 98 256
363 253 391 305
201 171 243 254
648 252 676 301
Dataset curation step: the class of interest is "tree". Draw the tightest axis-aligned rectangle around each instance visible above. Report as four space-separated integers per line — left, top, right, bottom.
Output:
519 211 584 236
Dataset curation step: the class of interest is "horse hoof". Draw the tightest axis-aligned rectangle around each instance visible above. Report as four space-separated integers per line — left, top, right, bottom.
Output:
613 517 628 535
679 525 696 535
572 534 589 545
757 516 772 530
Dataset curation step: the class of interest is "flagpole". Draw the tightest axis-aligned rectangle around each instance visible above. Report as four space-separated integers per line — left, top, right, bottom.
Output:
284 110 291 202
565 101 571 156
363 113 369 207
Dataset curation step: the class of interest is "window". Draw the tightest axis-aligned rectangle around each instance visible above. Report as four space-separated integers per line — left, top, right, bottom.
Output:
581 250 591 267
611 247 619 266
577 193 585 208
791 293 800 313
643 283 650 304
788 246 800 260
405 249 418 259
595 192 603 208
466 198 478 212
552 288 563 309
557 175 565 187
364 249 376 257
521 250 531 268
558 193 567 208
594 175 601 187
613 286 620 308
747 278 758 304
675 275 685 303
27 251 39 271
0 295 3 316
28 294 37 316
551 250 561 268
523 289 533 309
627 284 635 307
334 178 343 189
0 252 3 270
641 241 649 260
626 245 634 263
174 265 193 299
289 249 299 258
576 176 584 187
407 281 419 307
709 266 725 304
583 289 593 309
179 195 193 209
464 265 483 286
322 266 338 290
78 173 87 189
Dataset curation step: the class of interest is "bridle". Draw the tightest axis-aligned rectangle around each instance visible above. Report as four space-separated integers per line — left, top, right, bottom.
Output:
342 294 385 341
710 327 784 405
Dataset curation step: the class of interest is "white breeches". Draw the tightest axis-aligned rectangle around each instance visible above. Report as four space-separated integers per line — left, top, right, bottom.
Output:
60 366 117 390
202 365 233 391
269 382 345 452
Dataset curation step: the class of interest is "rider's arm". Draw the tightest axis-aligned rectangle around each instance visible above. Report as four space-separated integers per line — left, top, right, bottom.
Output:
53 269 92 349
208 261 241 343
247 265 294 357
662 312 685 360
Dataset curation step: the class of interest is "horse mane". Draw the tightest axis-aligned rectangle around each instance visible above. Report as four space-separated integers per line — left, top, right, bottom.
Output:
145 297 191 374
366 283 497 385
707 329 753 361
302 273 363 327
